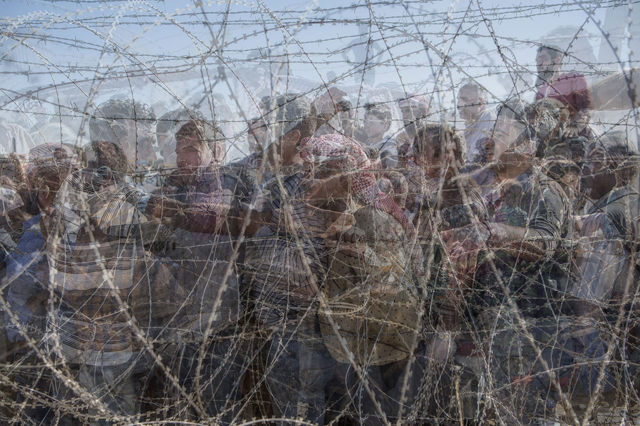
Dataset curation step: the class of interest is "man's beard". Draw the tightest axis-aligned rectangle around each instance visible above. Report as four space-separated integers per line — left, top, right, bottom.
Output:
536 70 555 86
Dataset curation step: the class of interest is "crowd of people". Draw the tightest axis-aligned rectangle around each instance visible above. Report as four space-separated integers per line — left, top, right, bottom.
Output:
0 44 639 425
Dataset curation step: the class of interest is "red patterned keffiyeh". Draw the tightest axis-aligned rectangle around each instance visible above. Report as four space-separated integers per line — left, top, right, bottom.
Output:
299 134 414 236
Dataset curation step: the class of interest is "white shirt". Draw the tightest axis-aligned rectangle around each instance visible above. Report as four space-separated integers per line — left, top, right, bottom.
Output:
464 108 496 163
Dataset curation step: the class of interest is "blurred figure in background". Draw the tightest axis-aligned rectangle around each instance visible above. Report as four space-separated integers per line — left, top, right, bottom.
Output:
357 102 397 169
457 82 496 167
396 94 430 171
0 121 37 155
535 44 594 138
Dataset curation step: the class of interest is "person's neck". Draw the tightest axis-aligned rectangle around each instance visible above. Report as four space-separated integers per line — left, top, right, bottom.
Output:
177 169 197 187
542 70 561 85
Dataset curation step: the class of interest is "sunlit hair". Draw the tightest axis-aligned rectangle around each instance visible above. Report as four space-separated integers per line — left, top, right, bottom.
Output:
89 98 156 142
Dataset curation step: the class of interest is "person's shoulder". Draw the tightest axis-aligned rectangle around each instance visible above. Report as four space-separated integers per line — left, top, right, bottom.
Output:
557 72 588 86
194 165 235 189
218 163 240 179
478 108 497 121
218 164 250 190
558 71 586 80
535 172 560 192
536 176 572 212
227 152 260 168
606 185 639 207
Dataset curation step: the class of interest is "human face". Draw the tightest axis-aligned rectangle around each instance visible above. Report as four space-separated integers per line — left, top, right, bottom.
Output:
35 173 68 214
536 49 561 82
363 112 389 143
457 87 484 122
400 105 426 137
412 135 441 178
175 135 212 175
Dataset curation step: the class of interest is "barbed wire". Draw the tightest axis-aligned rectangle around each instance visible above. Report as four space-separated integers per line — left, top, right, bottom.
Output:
0 0 639 425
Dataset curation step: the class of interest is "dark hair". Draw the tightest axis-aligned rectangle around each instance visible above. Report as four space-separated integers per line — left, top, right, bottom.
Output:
290 111 318 141
87 140 130 174
459 81 487 101
537 44 565 60
264 94 317 141
157 108 200 135
364 102 392 122
175 119 225 153
89 98 156 142
336 99 353 113
248 117 265 131
543 137 587 179
413 123 465 169
25 162 72 215
600 132 640 184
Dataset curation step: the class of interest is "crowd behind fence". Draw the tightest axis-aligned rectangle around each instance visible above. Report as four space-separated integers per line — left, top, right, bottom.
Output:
1 2 640 425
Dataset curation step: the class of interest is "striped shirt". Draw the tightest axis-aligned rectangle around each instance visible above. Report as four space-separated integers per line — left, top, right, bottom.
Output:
47 169 162 366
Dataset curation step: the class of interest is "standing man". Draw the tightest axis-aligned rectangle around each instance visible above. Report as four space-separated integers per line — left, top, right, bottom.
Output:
457 82 496 166
242 94 335 424
47 99 176 424
395 94 430 171
358 102 398 169
159 117 245 423
535 44 593 137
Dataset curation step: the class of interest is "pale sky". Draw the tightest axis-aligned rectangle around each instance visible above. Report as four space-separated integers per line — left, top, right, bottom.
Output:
0 0 636 156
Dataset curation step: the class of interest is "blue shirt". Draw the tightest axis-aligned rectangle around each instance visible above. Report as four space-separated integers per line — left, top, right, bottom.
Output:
5 214 47 343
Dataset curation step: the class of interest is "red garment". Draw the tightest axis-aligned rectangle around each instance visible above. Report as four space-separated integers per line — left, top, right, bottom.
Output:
299 134 414 236
536 72 593 116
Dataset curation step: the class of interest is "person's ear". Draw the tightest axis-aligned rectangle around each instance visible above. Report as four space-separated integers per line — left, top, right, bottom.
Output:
213 143 226 164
